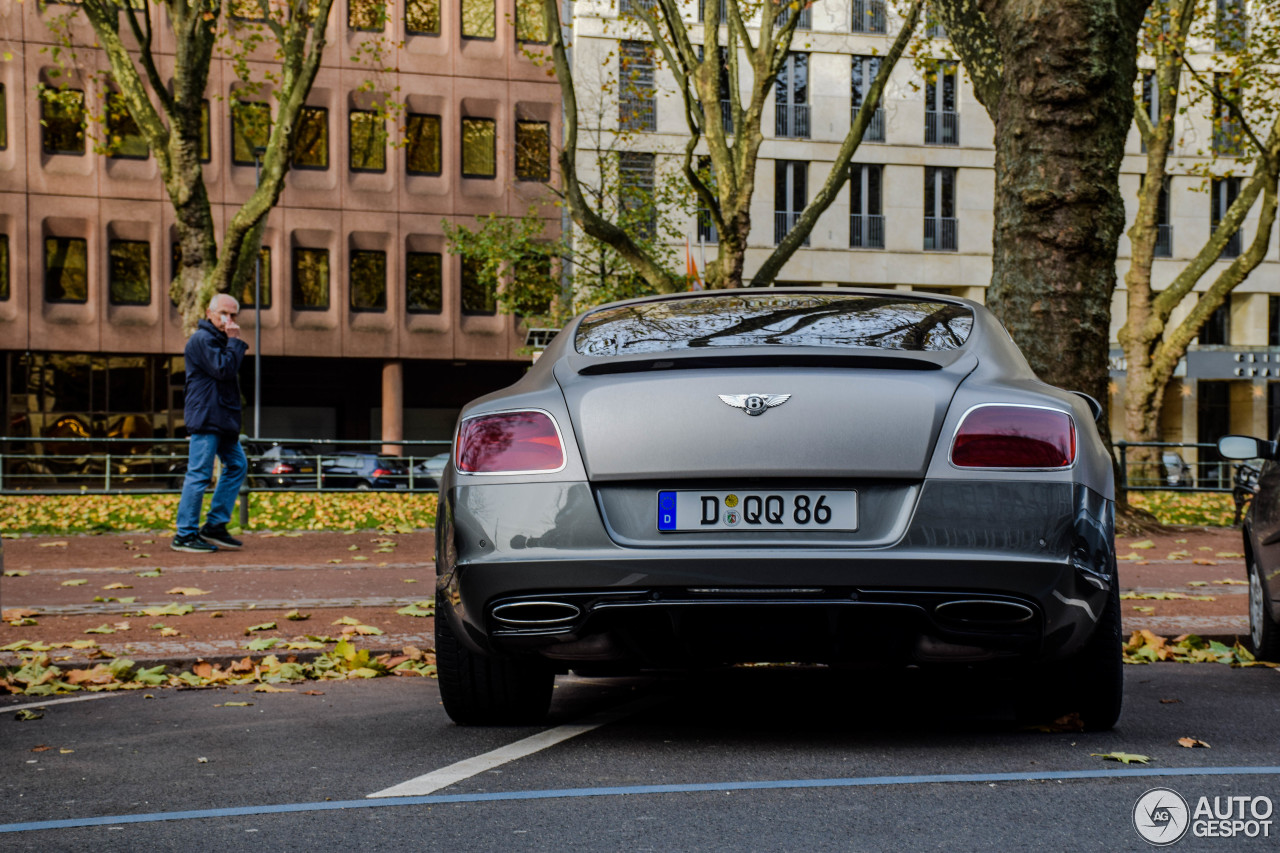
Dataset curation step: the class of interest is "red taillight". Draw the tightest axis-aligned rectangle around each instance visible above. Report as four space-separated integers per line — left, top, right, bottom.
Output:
456 411 565 473
373 468 393 477
952 405 1076 468
270 463 296 474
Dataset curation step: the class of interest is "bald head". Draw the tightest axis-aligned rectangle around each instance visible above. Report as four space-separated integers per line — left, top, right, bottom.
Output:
206 294 242 337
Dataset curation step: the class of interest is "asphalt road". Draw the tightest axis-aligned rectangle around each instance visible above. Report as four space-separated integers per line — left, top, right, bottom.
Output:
3 664 1279 852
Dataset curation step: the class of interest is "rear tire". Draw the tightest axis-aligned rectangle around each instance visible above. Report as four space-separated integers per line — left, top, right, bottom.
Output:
1248 554 1280 661
1020 583 1123 732
435 610 554 725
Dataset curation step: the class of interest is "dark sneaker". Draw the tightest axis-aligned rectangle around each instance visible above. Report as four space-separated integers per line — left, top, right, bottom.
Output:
199 524 243 551
172 534 218 554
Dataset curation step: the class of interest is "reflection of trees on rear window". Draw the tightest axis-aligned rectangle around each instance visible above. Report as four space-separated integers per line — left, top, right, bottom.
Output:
575 295 973 356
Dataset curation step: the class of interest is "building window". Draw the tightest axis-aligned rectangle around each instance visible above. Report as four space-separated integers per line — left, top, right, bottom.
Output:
924 166 957 251
238 247 272 308
108 240 151 305
349 0 385 31
925 61 959 145
406 114 442 175
697 0 727 23
461 0 495 39
461 117 496 178
106 93 149 159
1211 177 1242 259
40 87 86 155
460 256 496 315
696 156 718 244
406 251 443 313
1200 298 1231 345
774 160 808 246
231 100 271 165
290 106 329 169
406 0 440 33
715 47 734 135
1145 175 1173 258
516 0 547 42
850 0 887 33
620 40 657 132
292 248 330 310
349 110 387 172
350 249 387 311
515 120 551 181
850 164 884 249
199 100 211 163
619 151 656 238
775 53 809 138
851 55 884 142
1213 73 1243 156
45 237 89 303
620 0 656 15
1269 295 1280 347
1216 0 1246 51
1140 71 1159 154
0 84 7 150
777 2 810 29
0 234 8 300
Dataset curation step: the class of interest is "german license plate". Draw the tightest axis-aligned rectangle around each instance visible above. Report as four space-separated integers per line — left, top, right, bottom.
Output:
657 490 857 532
299 467 315 473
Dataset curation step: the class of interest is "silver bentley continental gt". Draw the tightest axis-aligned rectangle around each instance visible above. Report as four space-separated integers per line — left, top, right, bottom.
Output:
434 289 1121 728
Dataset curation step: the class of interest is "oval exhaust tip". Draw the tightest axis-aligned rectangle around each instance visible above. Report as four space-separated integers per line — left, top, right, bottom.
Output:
491 601 581 626
934 599 1034 625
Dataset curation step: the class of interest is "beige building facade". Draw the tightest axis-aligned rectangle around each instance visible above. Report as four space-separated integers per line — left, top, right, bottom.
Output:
569 0 1280 469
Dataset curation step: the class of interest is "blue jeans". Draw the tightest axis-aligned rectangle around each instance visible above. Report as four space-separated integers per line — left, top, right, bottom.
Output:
176 432 247 537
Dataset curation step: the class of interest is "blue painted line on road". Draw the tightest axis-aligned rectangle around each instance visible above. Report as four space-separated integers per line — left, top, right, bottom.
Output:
5 765 1280 833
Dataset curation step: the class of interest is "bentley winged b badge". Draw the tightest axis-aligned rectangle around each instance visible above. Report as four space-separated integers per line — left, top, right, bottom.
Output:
718 393 792 416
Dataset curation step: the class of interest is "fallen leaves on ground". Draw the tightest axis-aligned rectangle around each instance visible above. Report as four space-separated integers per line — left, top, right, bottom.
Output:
1213 579 1247 586
1091 752 1150 765
166 587 211 596
1121 591 1215 601
0 641 437 696
396 601 435 617
1123 630 1277 666
1177 737 1210 748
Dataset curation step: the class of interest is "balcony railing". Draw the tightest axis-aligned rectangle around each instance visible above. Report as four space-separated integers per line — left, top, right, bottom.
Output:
850 0 887 33
621 96 657 132
850 214 885 249
775 103 810 138
774 211 810 246
853 106 885 142
777 5 810 29
925 110 959 146
924 216 958 251
1154 223 1173 257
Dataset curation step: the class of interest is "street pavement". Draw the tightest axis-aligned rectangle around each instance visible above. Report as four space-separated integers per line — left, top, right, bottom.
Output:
0 525 1255 667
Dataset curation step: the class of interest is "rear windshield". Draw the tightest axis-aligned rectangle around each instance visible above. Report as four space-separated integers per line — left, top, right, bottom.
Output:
575 293 973 356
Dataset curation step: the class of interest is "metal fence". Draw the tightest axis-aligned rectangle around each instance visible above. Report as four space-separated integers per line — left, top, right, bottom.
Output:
0 436 452 495
1114 441 1238 496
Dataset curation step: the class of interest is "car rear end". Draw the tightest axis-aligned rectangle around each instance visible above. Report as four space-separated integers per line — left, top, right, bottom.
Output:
434 291 1118 724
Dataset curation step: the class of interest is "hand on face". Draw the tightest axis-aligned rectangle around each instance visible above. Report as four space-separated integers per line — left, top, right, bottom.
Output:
208 299 242 339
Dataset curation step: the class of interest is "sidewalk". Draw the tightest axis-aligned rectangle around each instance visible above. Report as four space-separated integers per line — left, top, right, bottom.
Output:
0 526 1253 667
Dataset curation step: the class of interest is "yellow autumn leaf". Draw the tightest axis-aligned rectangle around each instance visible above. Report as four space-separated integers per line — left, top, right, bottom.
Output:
166 587 211 596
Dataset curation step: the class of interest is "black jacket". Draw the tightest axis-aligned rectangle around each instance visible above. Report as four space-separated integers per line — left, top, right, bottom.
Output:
184 318 248 435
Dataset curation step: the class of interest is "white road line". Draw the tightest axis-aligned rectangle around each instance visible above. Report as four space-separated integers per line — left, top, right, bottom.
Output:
367 697 657 799
7 693 122 713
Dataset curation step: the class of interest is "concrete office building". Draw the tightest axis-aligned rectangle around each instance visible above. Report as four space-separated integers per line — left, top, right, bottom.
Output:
0 0 560 445
568 0 1280 464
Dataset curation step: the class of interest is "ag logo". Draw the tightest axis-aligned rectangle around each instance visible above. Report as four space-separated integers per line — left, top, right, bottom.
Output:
1134 787 1190 846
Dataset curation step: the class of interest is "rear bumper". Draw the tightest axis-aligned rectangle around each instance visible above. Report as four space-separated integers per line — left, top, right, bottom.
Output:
435 479 1115 668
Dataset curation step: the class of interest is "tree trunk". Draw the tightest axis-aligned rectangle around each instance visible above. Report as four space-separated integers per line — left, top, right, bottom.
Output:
982 1 1144 411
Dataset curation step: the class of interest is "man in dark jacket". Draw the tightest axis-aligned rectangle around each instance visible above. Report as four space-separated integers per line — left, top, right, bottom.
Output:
172 293 250 553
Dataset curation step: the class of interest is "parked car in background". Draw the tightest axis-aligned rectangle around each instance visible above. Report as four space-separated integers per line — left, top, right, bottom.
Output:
320 453 409 490
1217 434 1280 661
1162 451 1191 487
412 452 450 490
250 444 319 489
434 289 1122 729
